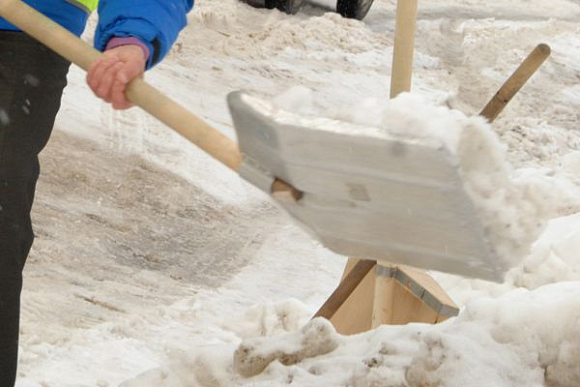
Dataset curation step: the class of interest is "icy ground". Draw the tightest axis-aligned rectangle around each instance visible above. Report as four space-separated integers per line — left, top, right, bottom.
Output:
16 0 580 386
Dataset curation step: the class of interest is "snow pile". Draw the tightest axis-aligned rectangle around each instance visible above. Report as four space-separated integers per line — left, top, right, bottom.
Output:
511 213 580 288
268 87 580 269
191 2 390 59
120 282 580 387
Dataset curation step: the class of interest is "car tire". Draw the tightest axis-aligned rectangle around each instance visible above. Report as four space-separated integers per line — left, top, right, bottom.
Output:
265 0 305 15
336 0 374 20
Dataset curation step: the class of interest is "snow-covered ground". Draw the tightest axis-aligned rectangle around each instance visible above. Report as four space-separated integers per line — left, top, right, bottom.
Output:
16 0 580 386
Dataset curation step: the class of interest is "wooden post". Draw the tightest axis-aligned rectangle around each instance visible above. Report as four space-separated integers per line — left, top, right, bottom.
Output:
390 0 418 98
480 44 551 122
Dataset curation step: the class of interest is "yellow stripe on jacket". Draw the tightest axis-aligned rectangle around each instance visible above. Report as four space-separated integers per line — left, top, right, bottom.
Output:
66 0 99 13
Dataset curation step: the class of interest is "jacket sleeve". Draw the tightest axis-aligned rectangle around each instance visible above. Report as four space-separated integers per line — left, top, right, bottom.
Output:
94 0 194 69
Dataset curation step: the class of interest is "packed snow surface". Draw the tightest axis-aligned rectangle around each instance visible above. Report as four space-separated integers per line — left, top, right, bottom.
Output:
16 0 580 386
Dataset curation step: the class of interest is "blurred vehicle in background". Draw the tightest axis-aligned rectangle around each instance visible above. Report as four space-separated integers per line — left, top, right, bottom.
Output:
335 0 374 20
251 0 375 20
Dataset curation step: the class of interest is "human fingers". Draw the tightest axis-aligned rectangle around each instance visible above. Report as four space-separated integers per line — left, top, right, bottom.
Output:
111 81 134 110
104 45 146 109
96 61 125 102
86 57 119 94
117 55 145 84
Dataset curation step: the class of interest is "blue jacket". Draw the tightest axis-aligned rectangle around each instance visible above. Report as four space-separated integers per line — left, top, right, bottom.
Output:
0 0 194 68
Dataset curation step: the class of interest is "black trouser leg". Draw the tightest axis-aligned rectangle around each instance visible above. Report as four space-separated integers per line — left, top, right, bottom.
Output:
0 31 70 386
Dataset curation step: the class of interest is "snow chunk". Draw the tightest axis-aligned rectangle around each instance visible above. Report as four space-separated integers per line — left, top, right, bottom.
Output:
234 318 339 377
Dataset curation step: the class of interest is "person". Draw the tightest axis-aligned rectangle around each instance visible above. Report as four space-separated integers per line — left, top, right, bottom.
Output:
0 1 193 385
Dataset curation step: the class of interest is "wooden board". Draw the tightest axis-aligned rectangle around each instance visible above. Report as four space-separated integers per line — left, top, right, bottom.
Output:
328 259 459 334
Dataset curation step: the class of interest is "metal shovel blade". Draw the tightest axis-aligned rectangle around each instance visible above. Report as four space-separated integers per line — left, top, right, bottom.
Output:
227 92 505 281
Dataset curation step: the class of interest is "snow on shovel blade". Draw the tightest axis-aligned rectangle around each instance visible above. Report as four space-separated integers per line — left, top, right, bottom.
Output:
227 91 505 282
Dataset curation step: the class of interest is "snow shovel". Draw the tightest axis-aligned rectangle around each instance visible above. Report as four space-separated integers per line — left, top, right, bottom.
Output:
0 0 547 282
228 44 551 282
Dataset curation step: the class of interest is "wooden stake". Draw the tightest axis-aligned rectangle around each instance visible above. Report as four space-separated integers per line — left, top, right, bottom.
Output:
390 0 418 98
480 44 551 122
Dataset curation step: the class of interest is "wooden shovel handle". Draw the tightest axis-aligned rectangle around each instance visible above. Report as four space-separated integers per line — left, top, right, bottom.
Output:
390 0 418 98
480 44 551 122
0 0 243 172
